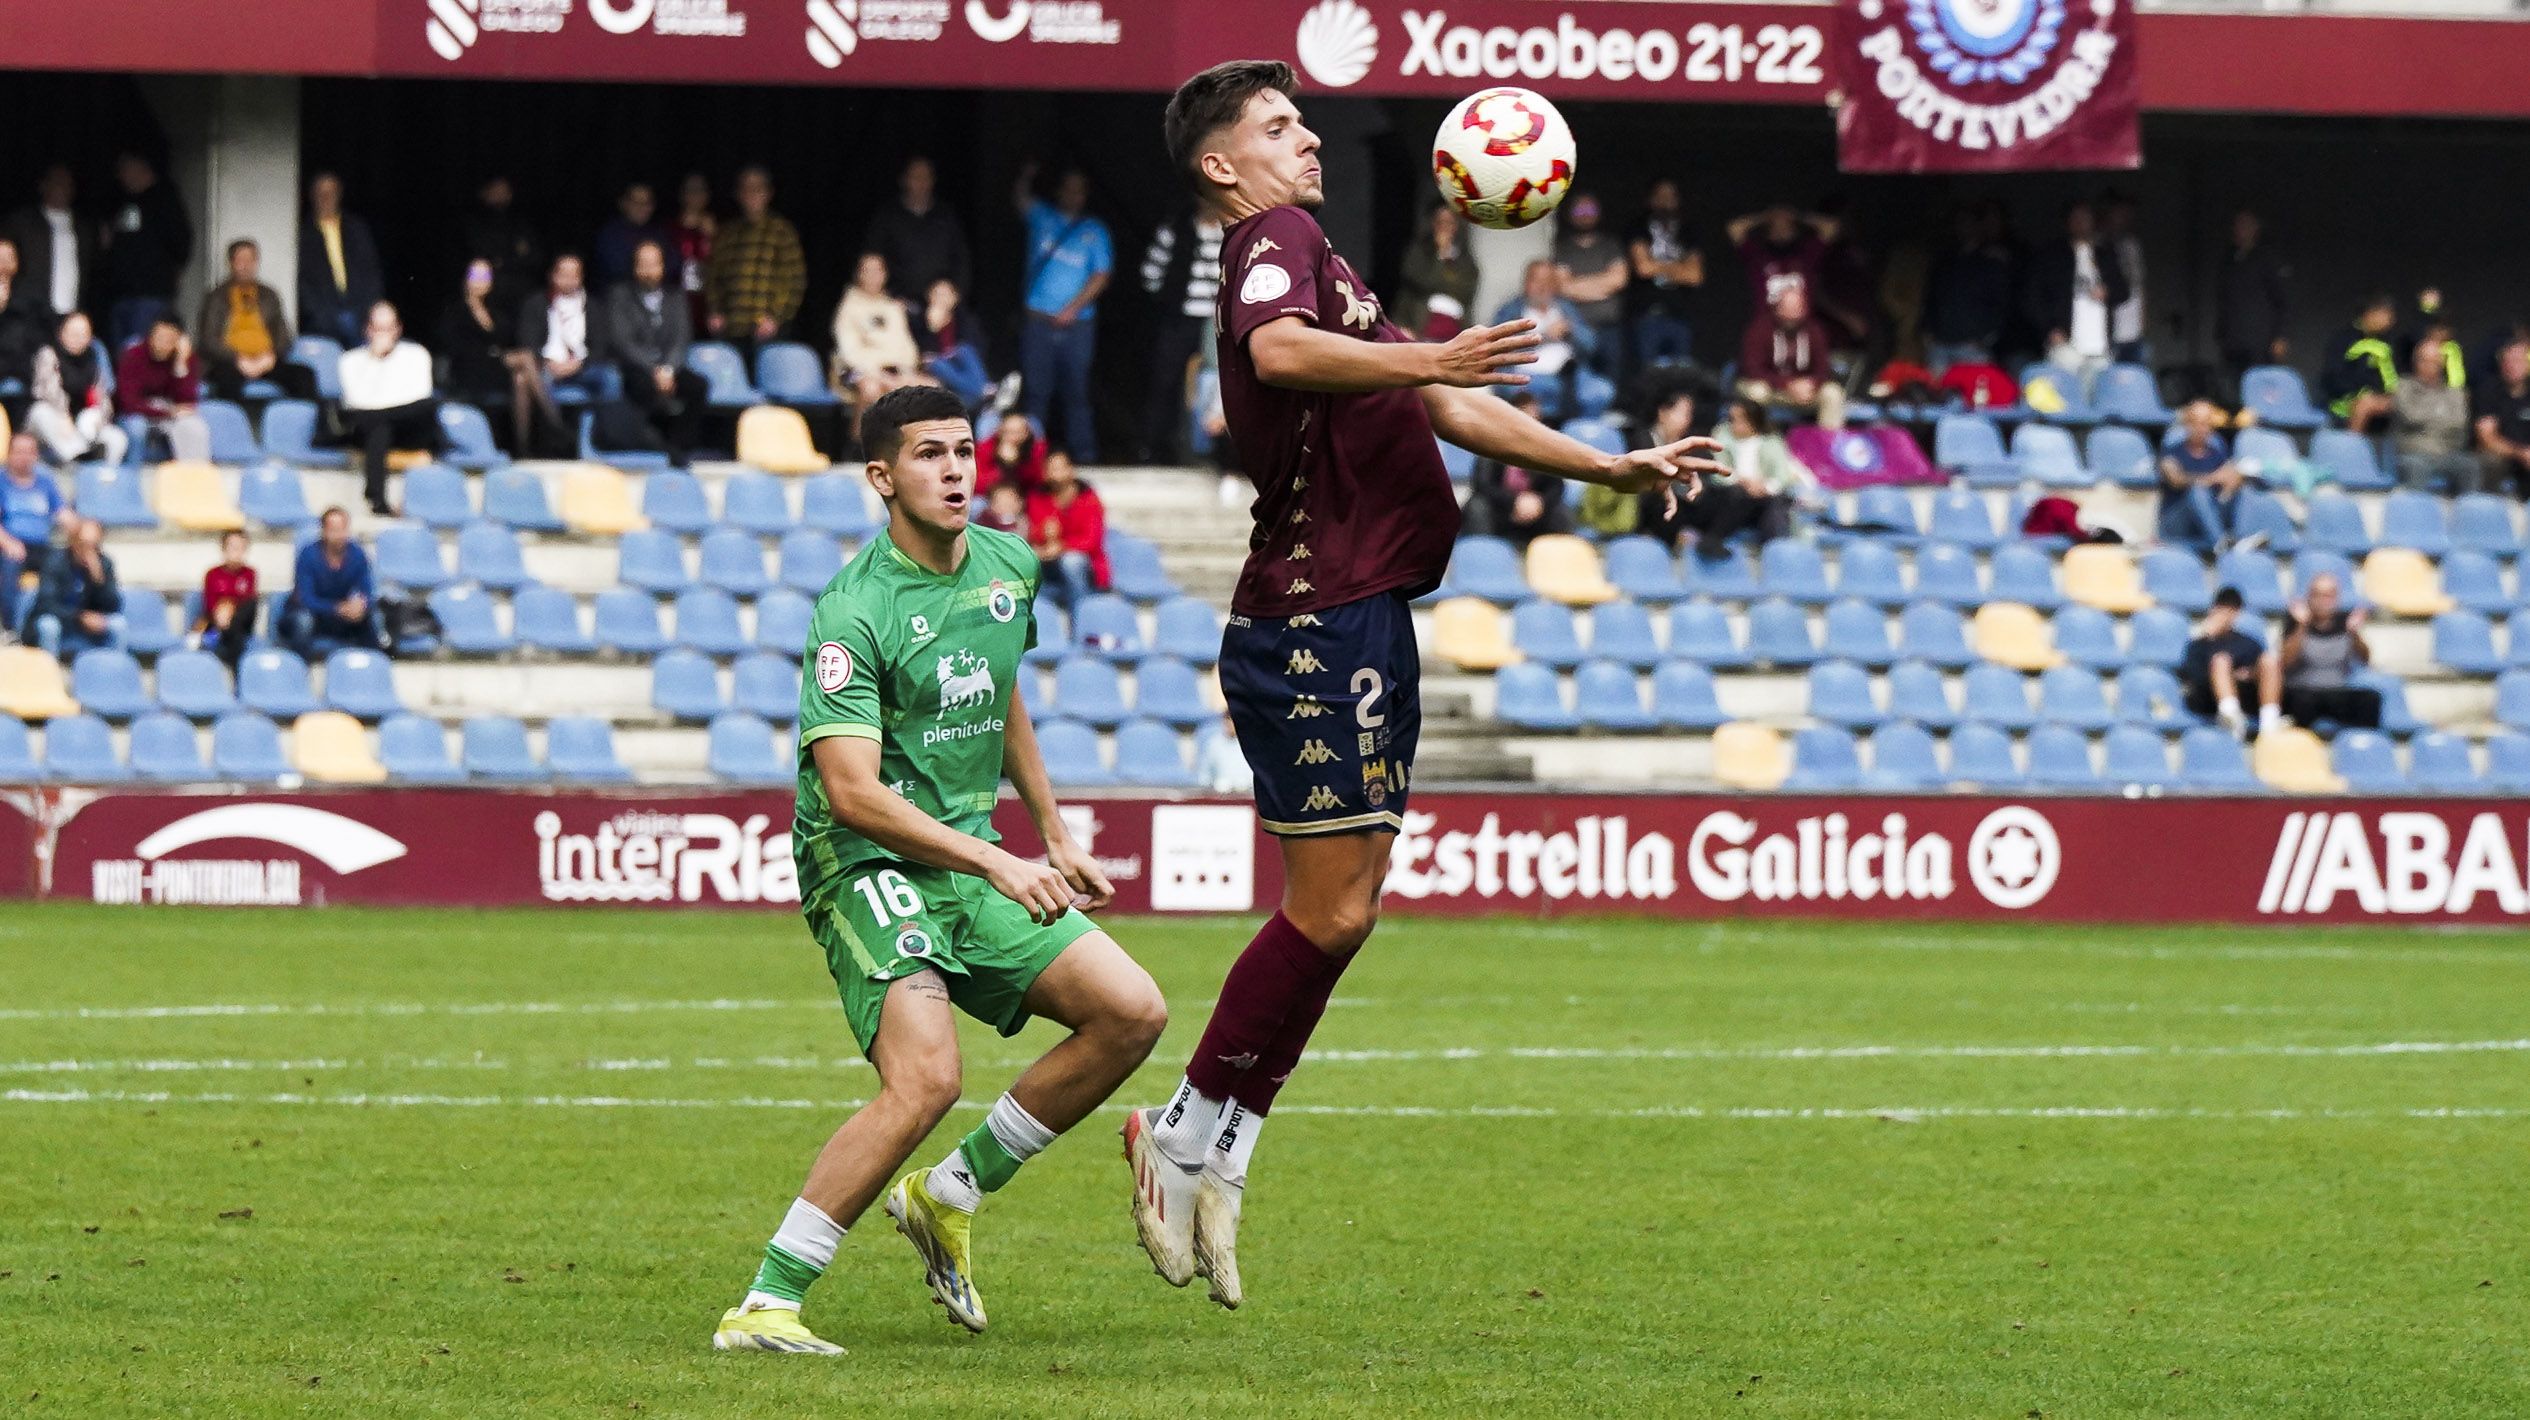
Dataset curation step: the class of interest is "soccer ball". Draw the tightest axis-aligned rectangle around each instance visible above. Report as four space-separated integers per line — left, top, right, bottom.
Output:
1431 87 1577 232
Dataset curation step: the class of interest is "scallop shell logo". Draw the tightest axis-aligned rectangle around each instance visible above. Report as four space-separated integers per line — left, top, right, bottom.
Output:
1296 0 1379 90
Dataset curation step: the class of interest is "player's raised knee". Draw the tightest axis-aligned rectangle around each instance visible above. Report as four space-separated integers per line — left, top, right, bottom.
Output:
1108 974 1169 1058
881 1052 965 1126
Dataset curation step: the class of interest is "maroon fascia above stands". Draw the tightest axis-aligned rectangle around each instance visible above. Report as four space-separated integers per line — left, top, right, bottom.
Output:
11 1 2530 120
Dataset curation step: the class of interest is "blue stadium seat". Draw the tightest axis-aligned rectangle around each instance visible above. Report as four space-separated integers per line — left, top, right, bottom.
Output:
755 343 840 406
435 403 508 471
1035 718 1114 786
2094 363 2172 425
2441 551 2510 616
1108 533 1181 603
544 715 633 783
1133 656 1212 729
1447 536 1529 604
1053 656 1130 729
235 648 315 719
2434 610 2503 676
2302 490 2371 557
2227 486 2300 556
2050 604 2125 671
578 410 671 471
731 652 801 723
1883 659 1956 729
1897 600 1974 669
2241 365 2324 430
652 649 726 719
1911 544 1984 607
1925 487 2001 550
698 528 772 599
2012 422 2088 488
73 464 152 529
1511 600 1584 669
2114 664 2189 729
2037 665 2114 732
2486 732 2530 791
1985 543 2062 610
1650 662 1725 730
1932 412 2009 476
2126 608 2192 671
1745 596 1818 668
2229 426 2299 482
801 474 877 538
1681 545 1760 600
1575 660 1655 731
1819 598 1895 667
1833 539 1908 607
458 716 545 783
1758 539 1833 604
1585 601 1662 670
323 648 404 719
118 589 178 658
1847 485 1923 544
642 468 715 534
210 711 288 782
1863 722 1943 790
672 588 750 657
429 583 513 655
1026 595 1069 666
1604 536 1685 602
1946 722 2022 788
2453 494 2521 560
2023 724 2099 790
374 714 459 782
2017 362 2097 426
1495 663 1577 731
2330 729 2403 793
261 399 346 468
1806 659 1882 729
1961 663 2036 731
455 521 531 591
596 588 669 657
2101 724 2176 788
2212 547 2286 616
2084 424 2156 488
2137 547 2211 615
483 469 564 533
237 461 315 533
1664 601 1746 669
1113 718 1196 788
2404 731 2473 794
396 463 471 530
44 713 128 781
72 649 151 720
2379 489 2452 558
2500 671 2530 733
2309 429 2392 491
722 472 795 536
753 588 813 655
686 341 761 408
2178 726 2259 789
373 523 450 590
1438 439 1476 484
284 335 344 401
1784 726 1862 790
505 584 587 656
1070 593 1147 663
128 711 208 782
617 529 691 596
777 529 843 595
1153 597 1222 665
2358 669 2426 735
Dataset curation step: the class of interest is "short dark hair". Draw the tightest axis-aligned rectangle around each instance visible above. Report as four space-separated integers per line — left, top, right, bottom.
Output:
2212 586 2245 610
226 238 258 262
1164 60 1298 196
863 386 970 470
150 312 183 334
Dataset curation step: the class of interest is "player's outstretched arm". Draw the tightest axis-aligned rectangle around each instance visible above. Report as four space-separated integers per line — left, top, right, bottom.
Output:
1247 314 1540 394
1419 383 1732 497
810 735 1080 924
1000 683 1115 911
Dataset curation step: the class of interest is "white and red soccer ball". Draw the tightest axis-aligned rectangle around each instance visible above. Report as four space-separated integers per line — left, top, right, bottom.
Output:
1431 87 1577 231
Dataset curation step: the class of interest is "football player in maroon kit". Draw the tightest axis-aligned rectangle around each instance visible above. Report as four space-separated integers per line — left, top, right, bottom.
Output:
1123 59 1729 1309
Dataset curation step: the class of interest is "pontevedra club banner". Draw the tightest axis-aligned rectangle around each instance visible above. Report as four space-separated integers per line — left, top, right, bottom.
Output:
1835 0 2139 173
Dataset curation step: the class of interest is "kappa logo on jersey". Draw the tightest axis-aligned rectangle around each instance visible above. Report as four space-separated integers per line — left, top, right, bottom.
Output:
1300 785 1345 813
1239 262 1293 306
1335 278 1380 330
935 649 995 712
1291 508 1309 524
1289 695 1328 718
1295 739 1337 765
1287 543 1313 561
1286 648 1327 675
1287 577 1315 595
815 641 854 693
987 581 1018 623
1246 237 1282 263
1292 475 1309 491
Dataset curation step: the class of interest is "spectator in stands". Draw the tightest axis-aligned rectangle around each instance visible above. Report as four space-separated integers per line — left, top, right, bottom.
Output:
1811 193 1875 354
1015 164 1113 463
706 166 806 353
2216 209 2289 395
983 408 1047 494
594 181 673 291
115 314 212 464
338 302 439 515
438 258 539 454
917 278 990 409
4 164 92 322
607 239 707 467
2026 200 2125 393
1395 204 1478 341
194 527 257 670
197 239 315 404
1553 193 1629 379
976 479 1026 536
2323 293 2400 433
26 311 128 466
2473 337 2530 497
863 156 971 304
672 173 716 334
1727 205 1833 313
2157 397 2243 552
2391 332 2480 494
284 506 382 657
2280 572 2380 731
1137 206 1223 463
1627 179 1701 371
2181 586 2279 738
463 175 546 315
1736 287 1840 425
830 251 923 414
1492 259 1593 419
1463 391 1572 547
0 432 70 610
0 238 49 389
300 172 384 348
97 152 192 349
1713 396 1810 510
519 253 608 416
1641 386 1779 557
1922 204 2012 374
25 515 120 657
1025 448 1109 613
2102 190 2146 364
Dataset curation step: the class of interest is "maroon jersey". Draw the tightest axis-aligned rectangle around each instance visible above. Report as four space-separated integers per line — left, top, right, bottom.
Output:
1217 205 1457 617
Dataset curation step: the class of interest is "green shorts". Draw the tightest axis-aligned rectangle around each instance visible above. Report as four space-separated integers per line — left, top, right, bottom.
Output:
805 860 1097 1055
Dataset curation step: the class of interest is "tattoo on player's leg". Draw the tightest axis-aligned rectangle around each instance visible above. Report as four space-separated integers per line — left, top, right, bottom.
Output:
900 974 950 1002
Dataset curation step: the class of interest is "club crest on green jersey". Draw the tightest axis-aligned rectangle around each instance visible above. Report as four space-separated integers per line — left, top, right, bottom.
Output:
987 580 1018 623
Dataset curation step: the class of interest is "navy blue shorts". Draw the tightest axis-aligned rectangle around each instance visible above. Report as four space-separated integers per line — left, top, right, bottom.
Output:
1219 591 1421 837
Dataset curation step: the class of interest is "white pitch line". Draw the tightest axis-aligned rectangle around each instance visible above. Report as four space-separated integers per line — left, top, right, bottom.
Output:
0 997 1374 1024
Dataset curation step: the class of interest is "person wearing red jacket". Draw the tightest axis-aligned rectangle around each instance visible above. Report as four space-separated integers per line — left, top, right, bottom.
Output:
115 313 212 462
1024 449 1108 612
982 408 1048 495
195 528 257 669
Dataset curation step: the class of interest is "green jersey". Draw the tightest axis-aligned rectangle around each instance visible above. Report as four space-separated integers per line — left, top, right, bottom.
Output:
794 526 1041 904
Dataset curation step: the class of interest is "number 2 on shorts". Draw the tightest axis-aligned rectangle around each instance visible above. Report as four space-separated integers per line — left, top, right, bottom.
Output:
851 869 925 924
1353 668 1387 728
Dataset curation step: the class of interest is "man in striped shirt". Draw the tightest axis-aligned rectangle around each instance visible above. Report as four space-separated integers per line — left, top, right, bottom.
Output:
1138 208 1223 462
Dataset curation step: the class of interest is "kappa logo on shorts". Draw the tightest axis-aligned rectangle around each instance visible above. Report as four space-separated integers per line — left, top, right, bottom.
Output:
1285 648 1327 675
1290 508 1309 524
1295 739 1337 765
1289 613 1322 628
1299 785 1345 813
1288 695 1328 719
815 641 854 693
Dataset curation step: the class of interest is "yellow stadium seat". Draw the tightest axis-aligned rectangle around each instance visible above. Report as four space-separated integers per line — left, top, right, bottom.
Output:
151 460 245 532
1712 721 1789 791
1524 533 1617 607
1972 602 2063 671
561 464 648 536
2254 725 2345 795
737 406 830 475
0 647 81 719
2060 543 2153 614
1432 596 1522 671
2360 549 2455 618
291 711 388 785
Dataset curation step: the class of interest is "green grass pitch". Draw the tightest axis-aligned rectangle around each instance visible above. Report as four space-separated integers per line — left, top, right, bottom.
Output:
3 902 2526 1417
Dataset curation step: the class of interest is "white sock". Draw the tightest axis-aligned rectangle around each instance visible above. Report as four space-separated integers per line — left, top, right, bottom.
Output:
1152 1076 1221 1169
1206 1100 1262 1187
743 1197 843 1312
2218 696 2243 721
2259 704 2282 732
925 1093 1058 1214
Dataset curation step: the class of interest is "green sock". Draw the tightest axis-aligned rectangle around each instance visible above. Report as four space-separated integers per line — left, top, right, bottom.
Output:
744 1198 842 1308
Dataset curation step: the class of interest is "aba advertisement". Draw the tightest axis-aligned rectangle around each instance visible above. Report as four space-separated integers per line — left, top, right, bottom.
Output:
23 788 2530 926
1833 0 2140 173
